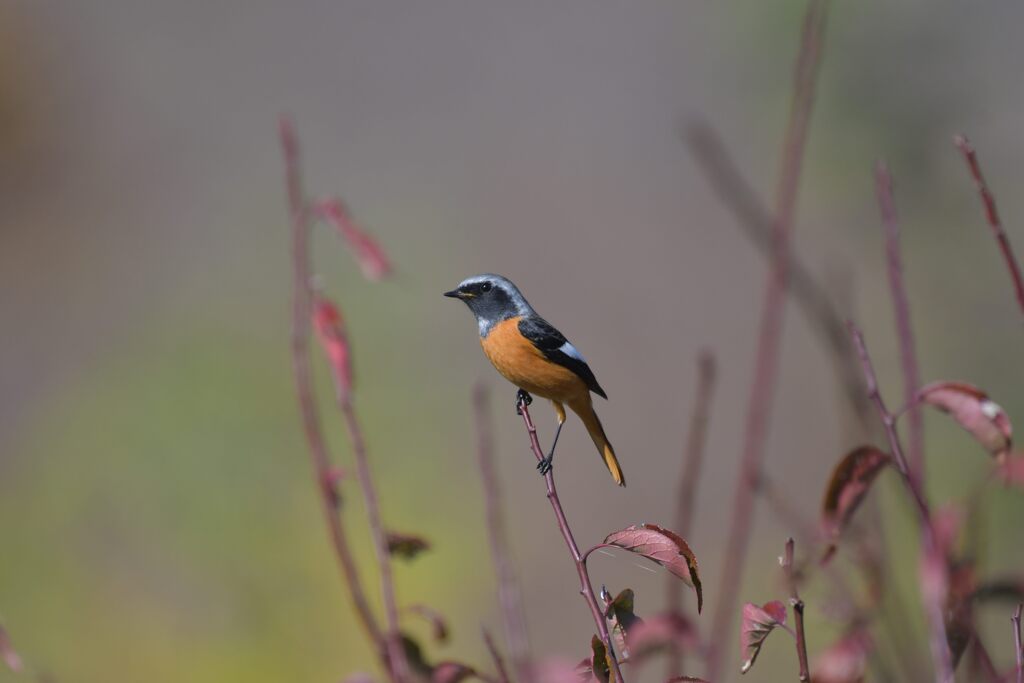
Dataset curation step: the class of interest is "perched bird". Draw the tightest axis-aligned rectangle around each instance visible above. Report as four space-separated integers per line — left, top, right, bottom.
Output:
445 274 624 486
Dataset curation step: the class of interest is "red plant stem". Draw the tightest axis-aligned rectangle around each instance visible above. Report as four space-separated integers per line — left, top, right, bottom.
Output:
847 321 954 683
482 627 512 683
473 384 532 681
335 394 410 681
279 118 389 666
706 2 829 678
953 135 1024 316
517 401 625 682
875 162 925 483
782 538 811 682
667 350 716 679
1013 603 1023 683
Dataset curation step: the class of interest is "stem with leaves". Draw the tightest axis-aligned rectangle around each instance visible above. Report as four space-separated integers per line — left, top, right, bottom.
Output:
280 118 389 667
517 400 625 682
875 162 924 482
781 538 811 682
474 384 532 681
953 135 1024 316
847 322 954 683
707 2 829 677
667 350 716 679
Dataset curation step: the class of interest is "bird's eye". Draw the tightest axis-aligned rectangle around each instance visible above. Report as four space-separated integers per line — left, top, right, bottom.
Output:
480 282 492 293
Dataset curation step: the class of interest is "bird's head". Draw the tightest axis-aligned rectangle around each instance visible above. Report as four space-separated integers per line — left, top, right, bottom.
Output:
444 274 533 334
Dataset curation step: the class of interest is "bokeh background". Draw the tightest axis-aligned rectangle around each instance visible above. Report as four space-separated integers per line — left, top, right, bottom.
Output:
2 2 1024 681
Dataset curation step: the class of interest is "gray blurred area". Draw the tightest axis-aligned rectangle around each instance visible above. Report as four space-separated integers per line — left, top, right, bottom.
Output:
2 2 1024 681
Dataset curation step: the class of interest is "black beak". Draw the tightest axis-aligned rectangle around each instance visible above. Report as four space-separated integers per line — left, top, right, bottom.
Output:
443 289 462 299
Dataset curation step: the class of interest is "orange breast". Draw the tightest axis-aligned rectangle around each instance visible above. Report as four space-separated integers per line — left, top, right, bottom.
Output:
480 317 589 403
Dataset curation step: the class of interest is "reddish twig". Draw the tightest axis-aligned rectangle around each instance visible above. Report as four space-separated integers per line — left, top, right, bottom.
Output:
847 321 954 683
482 627 512 683
782 538 811 682
517 400 625 682
1013 603 1023 683
706 2 829 678
875 162 925 482
279 118 388 666
667 350 716 679
473 383 532 681
953 135 1024 316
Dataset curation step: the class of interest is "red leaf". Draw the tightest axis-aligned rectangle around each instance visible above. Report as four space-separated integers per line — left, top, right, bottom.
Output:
812 631 872 683
602 524 703 613
917 381 1013 460
311 294 354 399
740 600 787 674
404 604 449 643
386 531 431 560
314 198 393 281
0 624 23 673
821 446 891 550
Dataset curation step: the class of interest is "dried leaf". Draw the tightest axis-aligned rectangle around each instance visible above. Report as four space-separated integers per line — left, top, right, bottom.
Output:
312 294 354 399
821 446 891 552
917 381 1013 460
314 198 393 281
812 631 872 683
0 624 23 673
387 531 431 560
602 524 703 613
589 635 614 683
625 611 697 661
601 589 642 661
405 604 449 643
740 600 787 674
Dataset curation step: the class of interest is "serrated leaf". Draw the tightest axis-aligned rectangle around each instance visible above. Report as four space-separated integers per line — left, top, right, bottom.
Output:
740 600 787 674
917 381 1012 460
602 524 702 613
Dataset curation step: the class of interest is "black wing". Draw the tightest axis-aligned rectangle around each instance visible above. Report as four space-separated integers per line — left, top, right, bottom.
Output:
518 317 608 399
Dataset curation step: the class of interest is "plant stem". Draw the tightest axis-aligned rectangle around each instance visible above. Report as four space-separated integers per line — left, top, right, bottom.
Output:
482 627 512 683
667 350 716 679
279 117 388 667
953 135 1024 316
847 321 954 683
517 401 625 682
706 2 829 678
474 384 532 681
875 162 925 483
782 538 811 682
1013 603 1023 683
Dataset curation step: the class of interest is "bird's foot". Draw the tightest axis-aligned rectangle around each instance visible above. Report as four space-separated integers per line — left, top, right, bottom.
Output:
536 455 553 476
515 389 533 415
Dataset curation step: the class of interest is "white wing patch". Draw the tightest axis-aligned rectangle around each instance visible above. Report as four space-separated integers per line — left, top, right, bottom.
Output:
558 341 587 363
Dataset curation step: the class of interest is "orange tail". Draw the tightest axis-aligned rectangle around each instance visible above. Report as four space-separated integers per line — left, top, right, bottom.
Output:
571 399 625 487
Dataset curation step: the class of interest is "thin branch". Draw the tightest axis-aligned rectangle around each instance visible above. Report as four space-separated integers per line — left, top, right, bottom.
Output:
953 135 1024 316
482 627 512 683
517 400 625 682
847 321 954 683
279 117 388 666
667 350 716 679
875 162 925 482
707 1 830 678
782 538 811 682
1013 603 1023 683
474 383 532 681
685 123 871 431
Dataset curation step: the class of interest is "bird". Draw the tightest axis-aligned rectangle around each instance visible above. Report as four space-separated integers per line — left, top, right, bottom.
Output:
445 274 625 486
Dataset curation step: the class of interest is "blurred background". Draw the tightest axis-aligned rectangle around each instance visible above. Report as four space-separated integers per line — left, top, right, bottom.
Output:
2 2 1024 681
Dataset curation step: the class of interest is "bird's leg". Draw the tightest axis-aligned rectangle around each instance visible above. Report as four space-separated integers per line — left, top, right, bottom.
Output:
515 389 533 415
537 420 563 476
